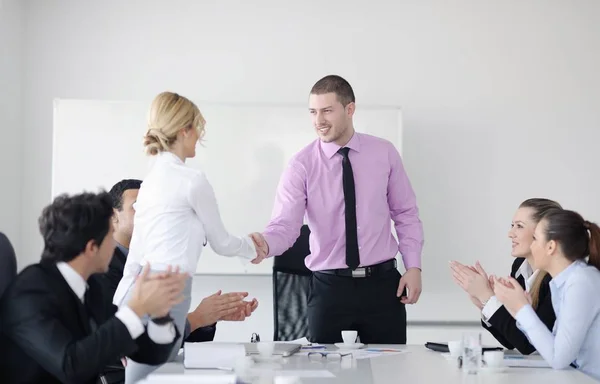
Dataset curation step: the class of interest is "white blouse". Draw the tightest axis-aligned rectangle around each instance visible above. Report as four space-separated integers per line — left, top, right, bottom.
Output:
114 151 256 304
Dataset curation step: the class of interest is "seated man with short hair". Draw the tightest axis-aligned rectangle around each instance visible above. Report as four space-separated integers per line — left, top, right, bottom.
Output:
104 179 258 344
0 192 186 384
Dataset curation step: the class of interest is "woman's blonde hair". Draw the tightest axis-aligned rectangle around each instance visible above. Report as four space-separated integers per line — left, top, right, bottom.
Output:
143 92 206 155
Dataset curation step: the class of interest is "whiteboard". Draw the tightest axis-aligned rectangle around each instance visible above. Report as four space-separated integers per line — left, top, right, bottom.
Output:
52 99 402 275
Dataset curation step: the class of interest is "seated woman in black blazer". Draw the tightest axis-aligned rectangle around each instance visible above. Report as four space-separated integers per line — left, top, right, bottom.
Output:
450 198 561 354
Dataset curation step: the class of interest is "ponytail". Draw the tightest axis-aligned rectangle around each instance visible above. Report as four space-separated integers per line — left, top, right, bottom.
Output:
543 209 600 269
585 221 600 270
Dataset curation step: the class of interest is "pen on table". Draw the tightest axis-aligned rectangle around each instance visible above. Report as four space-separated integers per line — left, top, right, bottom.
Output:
301 345 326 350
366 348 402 352
504 355 524 359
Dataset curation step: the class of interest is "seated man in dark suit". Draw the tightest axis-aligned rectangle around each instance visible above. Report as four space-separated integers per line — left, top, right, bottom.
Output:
104 179 258 343
0 191 186 384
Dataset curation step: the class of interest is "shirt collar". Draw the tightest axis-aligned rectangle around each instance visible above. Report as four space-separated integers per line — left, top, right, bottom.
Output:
320 132 361 159
56 261 87 302
515 259 533 280
551 260 586 290
157 151 185 166
116 242 129 257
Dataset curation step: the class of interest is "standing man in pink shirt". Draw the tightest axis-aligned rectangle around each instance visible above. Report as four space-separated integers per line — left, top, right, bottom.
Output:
250 75 424 344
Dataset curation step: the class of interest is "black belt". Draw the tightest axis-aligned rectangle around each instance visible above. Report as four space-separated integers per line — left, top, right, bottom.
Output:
316 259 397 278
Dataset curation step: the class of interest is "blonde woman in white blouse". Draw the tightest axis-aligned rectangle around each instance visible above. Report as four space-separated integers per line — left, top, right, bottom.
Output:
113 92 260 383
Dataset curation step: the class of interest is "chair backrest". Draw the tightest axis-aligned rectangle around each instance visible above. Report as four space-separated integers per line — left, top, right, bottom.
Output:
272 225 312 341
0 232 17 300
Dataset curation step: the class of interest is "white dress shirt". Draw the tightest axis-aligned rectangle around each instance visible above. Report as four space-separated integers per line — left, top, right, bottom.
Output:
482 259 536 324
114 151 256 304
515 260 600 380
56 262 175 344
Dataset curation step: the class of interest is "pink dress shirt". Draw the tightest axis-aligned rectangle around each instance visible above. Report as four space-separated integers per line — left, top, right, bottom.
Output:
262 132 424 271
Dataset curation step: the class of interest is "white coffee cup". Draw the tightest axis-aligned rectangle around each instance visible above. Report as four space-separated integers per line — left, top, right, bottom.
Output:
483 350 504 368
448 340 463 358
256 342 275 357
341 330 358 345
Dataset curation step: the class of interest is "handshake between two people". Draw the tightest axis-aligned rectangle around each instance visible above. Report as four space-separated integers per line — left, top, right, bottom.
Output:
248 232 269 264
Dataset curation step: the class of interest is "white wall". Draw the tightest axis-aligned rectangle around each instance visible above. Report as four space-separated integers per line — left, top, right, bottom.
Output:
0 0 23 255
15 0 600 343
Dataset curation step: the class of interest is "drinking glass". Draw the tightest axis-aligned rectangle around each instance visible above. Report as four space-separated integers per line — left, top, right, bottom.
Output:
461 332 482 374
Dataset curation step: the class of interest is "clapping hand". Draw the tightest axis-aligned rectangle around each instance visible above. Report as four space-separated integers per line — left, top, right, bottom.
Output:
128 264 189 318
492 276 529 318
249 232 269 264
449 260 494 306
220 298 259 321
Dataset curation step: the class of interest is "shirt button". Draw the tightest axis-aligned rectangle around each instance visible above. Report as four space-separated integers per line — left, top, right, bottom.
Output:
357 226 361 230
359 246 362 250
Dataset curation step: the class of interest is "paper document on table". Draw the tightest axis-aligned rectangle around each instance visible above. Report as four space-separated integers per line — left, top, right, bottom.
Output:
275 337 311 345
183 342 245 369
318 347 410 360
139 374 236 383
354 349 409 360
504 358 551 368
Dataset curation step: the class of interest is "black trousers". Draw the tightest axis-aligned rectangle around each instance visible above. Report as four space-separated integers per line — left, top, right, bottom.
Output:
307 268 407 344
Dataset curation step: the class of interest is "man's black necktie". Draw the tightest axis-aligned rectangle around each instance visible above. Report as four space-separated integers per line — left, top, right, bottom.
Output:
338 147 360 269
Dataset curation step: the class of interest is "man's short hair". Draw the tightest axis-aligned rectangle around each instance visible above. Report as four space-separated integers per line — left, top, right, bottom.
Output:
109 179 142 210
39 192 113 263
310 75 355 106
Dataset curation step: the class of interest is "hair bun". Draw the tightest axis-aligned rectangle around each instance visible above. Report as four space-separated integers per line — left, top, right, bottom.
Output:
143 128 171 155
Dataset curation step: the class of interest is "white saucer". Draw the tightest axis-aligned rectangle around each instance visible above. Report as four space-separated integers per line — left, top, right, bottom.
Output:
481 366 508 373
334 342 365 349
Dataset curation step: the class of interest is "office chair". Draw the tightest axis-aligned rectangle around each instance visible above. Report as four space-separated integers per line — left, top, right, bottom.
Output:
272 225 312 341
0 232 17 300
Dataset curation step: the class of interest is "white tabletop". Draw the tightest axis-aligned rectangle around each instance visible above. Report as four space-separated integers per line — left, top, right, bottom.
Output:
145 345 597 384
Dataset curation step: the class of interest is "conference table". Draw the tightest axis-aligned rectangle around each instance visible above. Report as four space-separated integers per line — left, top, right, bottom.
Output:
143 344 597 383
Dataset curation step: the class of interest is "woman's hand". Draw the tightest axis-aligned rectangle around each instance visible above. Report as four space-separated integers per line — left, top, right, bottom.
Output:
493 276 530 318
450 261 494 305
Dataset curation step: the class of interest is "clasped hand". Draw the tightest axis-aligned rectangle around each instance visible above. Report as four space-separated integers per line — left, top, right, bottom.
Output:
248 232 269 264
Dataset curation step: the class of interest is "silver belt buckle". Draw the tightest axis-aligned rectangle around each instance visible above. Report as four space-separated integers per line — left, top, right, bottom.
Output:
351 268 366 278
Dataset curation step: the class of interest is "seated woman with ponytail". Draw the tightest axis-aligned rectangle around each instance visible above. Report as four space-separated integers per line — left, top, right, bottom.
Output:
495 208 600 380
450 198 560 354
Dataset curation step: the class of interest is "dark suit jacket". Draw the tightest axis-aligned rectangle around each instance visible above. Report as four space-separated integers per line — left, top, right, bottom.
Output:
98 247 216 343
481 257 556 355
0 260 179 384
0 232 17 300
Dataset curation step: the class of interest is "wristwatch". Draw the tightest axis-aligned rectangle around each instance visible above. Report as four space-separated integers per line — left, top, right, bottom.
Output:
151 314 173 325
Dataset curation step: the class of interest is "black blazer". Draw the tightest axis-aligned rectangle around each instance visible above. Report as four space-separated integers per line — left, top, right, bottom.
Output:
98 247 216 343
481 257 556 355
0 260 179 384
0 232 17 300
